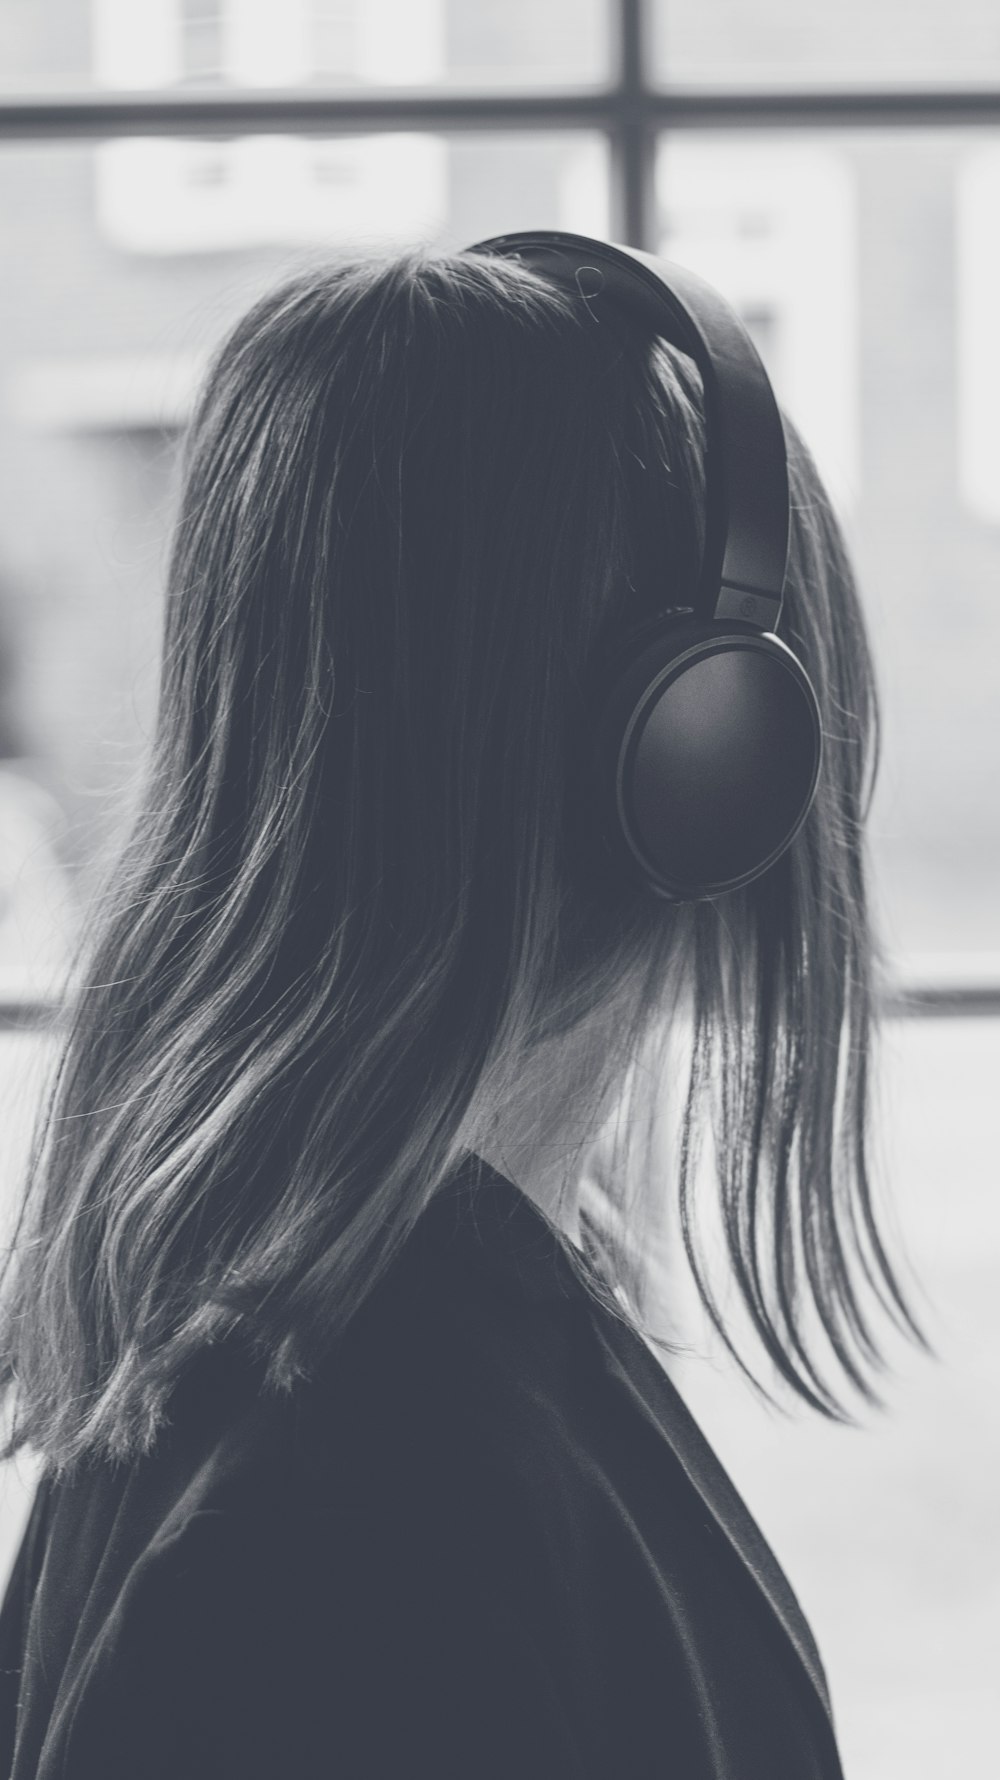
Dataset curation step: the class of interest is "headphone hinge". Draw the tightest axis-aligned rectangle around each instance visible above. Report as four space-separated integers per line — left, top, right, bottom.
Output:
712 584 782 630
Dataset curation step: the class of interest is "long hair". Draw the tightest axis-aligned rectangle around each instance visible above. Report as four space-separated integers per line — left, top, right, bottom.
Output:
0 247 931 1477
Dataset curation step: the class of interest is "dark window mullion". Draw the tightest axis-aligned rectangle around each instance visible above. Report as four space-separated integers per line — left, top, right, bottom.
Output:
609 0 658 248
2 89 1000 143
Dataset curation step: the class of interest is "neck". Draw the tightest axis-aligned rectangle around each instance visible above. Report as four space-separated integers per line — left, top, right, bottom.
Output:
458 1005 634 1249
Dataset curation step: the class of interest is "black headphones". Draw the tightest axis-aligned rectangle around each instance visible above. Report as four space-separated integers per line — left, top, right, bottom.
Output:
465 229 823 902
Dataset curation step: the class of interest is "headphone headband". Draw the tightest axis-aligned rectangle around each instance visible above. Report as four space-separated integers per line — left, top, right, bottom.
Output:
461 229 821 901
467 230 789 634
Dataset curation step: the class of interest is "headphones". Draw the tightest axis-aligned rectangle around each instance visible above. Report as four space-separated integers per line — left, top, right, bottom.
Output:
465 229 823 902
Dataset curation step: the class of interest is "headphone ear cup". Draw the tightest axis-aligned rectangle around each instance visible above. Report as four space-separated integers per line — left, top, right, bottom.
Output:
591 622 823 901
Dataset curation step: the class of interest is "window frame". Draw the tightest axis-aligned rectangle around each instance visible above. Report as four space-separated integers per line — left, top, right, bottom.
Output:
1 0 998 1022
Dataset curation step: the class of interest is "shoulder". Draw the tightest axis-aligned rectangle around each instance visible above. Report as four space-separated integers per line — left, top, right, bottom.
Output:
141 1186 591 1663
66 1176 585 1629
55 1492 582 1778
49 1308 587 1780
7 1168 603 1776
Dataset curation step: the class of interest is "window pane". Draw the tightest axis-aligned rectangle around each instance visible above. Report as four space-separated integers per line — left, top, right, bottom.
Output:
652 0 1000 87
2 0 610 92
0 133 608 997
657 129 1000 963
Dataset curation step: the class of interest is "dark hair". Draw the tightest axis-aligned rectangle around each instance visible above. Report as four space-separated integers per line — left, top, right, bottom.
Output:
0 247 931 1476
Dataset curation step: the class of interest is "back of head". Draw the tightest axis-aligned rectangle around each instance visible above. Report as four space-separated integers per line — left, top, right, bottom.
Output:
0 245 928 1476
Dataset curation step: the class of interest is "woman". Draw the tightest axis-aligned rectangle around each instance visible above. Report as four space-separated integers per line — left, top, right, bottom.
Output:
0 241 928 1778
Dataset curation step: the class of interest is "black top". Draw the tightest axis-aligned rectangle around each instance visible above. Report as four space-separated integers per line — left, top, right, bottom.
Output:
0 1155 845 1779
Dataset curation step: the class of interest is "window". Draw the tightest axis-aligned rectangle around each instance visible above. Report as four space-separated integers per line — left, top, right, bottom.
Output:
656 136 859 509
179 1 226 84
649 0 1000 86
957 143 1000 524
0 8 997 1776
92 0 449 87
92 0 448 250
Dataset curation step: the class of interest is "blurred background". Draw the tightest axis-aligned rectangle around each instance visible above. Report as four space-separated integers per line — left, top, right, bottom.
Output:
0 4 997 1776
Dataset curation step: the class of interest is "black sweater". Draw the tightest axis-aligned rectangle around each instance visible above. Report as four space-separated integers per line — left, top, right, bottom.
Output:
0 1155 845 1778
